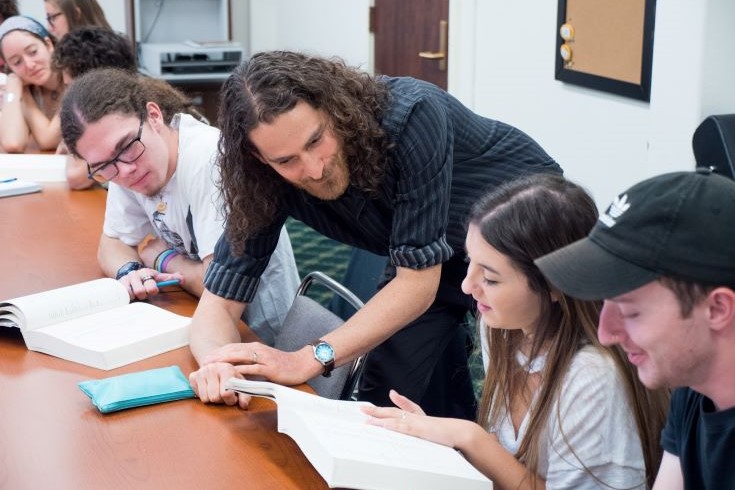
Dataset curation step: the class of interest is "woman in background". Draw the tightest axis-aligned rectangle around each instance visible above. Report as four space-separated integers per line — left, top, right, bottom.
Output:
365 174 669 489
0 15 63 152
43 0 110 39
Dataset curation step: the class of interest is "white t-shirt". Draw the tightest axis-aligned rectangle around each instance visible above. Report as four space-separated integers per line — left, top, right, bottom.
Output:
103 114 299 344
488 345 647 490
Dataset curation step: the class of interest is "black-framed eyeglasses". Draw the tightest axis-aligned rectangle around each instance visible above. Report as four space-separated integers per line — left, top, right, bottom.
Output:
46 12 63 27
87 119 146 184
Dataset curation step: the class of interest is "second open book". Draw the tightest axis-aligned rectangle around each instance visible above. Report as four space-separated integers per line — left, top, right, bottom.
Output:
0 278 190 370
225 378 491 490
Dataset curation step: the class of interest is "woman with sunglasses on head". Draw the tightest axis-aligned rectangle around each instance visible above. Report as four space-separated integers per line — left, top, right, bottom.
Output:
364 174 670 489
0 15 63 153
43 0 110 40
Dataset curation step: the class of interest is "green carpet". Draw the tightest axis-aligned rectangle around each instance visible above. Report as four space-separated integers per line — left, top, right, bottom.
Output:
284 217 353 305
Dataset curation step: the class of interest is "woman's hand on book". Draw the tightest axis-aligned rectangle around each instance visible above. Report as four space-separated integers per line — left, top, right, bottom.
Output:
362 389 472 449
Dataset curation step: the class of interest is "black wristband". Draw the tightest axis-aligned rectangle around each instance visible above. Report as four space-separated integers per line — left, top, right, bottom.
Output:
115 261 144 280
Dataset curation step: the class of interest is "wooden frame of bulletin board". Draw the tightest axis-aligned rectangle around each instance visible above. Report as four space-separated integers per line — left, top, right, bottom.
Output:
555 0 657 102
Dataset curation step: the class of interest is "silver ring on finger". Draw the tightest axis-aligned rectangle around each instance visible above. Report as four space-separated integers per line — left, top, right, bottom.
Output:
252 351 258 363
141 275 155 283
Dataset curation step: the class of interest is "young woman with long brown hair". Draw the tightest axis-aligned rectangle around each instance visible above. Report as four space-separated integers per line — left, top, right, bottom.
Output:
365 173 669 489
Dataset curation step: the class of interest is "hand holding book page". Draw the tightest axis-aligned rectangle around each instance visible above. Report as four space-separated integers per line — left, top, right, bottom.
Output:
225 378 491 490
0 278 191 370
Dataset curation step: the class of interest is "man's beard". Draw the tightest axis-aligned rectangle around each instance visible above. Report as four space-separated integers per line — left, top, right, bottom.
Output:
296 153 349 200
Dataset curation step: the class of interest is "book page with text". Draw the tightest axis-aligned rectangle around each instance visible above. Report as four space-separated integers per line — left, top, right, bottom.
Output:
282 401 482 477
226 379 488 481
31 301 189 349
25 301 191 369
0 278 129 331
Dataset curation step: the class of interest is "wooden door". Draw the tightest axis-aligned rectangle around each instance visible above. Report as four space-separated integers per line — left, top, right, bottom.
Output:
372 0 449 90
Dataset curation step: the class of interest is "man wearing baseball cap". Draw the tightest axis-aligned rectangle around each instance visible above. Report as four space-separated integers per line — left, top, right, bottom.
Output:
535 167 735 490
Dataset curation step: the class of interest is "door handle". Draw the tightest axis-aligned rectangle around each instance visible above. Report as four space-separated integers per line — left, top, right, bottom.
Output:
418 20 448 71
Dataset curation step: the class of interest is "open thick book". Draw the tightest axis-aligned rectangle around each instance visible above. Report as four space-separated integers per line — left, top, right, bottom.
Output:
0 278 190 370
225 379 491 490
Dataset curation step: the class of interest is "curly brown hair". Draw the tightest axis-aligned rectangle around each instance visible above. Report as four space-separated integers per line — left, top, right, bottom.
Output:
218 50 391 254
60 68 204 156
0 0 18 22
52 26 135 78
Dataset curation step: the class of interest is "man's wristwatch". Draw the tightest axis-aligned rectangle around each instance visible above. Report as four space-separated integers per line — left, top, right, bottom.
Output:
115 261 144 280
309 340 335 378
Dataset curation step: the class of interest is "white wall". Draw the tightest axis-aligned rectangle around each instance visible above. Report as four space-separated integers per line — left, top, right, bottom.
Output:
455 0 735 207
237 0 735 207
700 0 735 116
28 0 733 209
247 0 372 70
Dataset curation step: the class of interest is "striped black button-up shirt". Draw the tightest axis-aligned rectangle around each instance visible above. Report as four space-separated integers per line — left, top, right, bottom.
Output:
205 77 560 304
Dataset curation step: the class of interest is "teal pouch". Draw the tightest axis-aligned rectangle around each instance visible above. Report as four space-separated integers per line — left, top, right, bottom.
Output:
78 365 195 413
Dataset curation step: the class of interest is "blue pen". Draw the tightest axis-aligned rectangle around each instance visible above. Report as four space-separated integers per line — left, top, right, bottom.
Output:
0 177 17 184
156 279 181 288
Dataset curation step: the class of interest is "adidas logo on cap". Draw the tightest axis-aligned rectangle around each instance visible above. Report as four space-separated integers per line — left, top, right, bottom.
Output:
599 194 630 227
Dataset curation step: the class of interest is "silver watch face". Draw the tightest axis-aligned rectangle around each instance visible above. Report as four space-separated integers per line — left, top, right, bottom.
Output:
314 342 334 363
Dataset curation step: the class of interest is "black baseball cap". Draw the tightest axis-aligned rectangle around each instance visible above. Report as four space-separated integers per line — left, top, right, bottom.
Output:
535 168 735 300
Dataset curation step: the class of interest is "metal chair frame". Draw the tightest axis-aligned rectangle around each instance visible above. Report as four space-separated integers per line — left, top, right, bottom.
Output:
295 271 367 400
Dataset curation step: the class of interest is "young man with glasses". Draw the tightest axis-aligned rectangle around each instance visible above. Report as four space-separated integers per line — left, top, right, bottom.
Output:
59 68 300 354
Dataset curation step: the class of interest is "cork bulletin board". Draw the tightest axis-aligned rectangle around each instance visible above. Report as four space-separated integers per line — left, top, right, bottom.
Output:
555 0 657 101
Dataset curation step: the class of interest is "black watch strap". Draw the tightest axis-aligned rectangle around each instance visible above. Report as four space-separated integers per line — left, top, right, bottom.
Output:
115 261 144 280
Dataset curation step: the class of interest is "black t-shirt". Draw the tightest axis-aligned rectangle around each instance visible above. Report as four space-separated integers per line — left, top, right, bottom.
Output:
660 387 735 489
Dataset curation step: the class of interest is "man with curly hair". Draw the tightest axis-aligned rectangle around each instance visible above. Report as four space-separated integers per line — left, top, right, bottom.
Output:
52 26 134 82
190 51 561 418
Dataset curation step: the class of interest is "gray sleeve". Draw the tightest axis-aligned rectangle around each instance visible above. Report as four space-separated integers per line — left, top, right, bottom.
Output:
204 216 286 302
242 226 300 346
